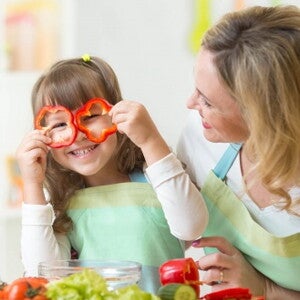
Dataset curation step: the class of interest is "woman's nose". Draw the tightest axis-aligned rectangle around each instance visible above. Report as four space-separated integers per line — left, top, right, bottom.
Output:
186 94 201 113
186 95 195 109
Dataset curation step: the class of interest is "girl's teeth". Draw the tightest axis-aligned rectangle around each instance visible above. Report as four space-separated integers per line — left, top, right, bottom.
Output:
72 146 95 156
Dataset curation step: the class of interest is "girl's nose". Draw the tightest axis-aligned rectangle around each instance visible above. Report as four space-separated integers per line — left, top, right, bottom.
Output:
74 129 87 142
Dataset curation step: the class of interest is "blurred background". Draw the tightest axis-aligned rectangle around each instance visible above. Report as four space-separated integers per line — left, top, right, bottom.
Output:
0 0 298 288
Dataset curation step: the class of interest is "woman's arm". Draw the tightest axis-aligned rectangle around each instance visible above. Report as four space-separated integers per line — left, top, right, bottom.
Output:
21 203 71 276
192 236 300 300
264 278 300 300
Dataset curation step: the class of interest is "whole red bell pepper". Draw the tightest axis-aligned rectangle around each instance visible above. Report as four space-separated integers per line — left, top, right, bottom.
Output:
35 105 77 148
159 258 201 297
75 97 117 143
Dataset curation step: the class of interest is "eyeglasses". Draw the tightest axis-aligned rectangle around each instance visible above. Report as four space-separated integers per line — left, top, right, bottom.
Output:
35 98 117 148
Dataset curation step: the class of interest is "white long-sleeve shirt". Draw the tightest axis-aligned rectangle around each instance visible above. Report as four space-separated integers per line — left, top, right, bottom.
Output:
22 153 208 276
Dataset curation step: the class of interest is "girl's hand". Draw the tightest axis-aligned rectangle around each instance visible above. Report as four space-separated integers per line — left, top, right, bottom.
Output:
109 100 170 165
16 130 51 202
192 236 265 296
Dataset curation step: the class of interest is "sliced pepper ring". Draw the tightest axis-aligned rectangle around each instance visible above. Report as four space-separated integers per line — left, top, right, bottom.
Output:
35 105 77 148
75 97 117 143
201 288 253 300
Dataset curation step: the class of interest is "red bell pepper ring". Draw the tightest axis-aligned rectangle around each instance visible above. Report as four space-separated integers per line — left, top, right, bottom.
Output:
159 258 201 297
201 287 251 300
35 98 117 148
35 105 77 148
75 97 117 143
201 287 263 300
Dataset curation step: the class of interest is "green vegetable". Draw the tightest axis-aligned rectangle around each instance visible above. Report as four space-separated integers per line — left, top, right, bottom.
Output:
46 269 108 300
157 283 197 300
45 269 159 300
116 284 159 300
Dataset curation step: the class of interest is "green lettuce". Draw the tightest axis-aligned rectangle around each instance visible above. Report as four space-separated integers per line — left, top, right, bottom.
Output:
46 269 160 300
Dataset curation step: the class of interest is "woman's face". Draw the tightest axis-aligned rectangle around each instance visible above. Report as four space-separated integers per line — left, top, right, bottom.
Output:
187 49 249 143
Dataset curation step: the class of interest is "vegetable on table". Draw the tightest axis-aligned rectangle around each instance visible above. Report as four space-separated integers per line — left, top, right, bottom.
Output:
157 283 197 300
159 258 201 298
1 277 49 300
45 269 159 300
201 287 265 300
0 282 8 298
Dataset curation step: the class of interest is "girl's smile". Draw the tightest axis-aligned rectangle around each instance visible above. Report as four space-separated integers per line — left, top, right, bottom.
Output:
51 131 118 181
68 144 99 158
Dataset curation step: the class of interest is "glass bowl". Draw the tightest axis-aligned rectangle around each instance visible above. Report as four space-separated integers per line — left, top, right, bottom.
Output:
38 259 142 290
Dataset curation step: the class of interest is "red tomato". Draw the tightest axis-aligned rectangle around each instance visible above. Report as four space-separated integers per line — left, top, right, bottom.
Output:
4 277 48 300
0 282 8 299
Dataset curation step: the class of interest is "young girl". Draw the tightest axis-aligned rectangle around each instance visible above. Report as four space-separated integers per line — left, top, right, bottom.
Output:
17 55 208 293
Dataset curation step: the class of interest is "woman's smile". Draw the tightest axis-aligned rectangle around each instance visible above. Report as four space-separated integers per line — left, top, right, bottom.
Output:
202 120 212 129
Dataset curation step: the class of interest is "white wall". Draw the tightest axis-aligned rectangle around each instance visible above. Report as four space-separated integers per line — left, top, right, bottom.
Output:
73 0 196 148
0 72 40 205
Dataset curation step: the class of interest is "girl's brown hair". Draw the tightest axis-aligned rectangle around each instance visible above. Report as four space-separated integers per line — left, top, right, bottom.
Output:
202 6 300 215
32 56 145 233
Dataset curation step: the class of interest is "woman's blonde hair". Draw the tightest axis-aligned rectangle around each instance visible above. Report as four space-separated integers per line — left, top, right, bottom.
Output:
32 56 145 233
202 6 300 215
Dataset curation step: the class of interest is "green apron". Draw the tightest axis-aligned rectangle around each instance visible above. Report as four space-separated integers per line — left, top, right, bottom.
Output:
201 143 300 291
67 171 184 293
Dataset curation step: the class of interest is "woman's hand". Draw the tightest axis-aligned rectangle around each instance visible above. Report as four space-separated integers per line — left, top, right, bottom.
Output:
109 100 170 165
192 236 266 296
16 130 51 204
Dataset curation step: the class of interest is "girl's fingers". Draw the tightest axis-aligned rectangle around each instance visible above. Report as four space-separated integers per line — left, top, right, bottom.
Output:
28 139 50 152
20 132 52 152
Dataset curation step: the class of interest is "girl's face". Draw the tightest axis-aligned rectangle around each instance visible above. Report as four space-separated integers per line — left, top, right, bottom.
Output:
50 110 118 184
187 49 249 143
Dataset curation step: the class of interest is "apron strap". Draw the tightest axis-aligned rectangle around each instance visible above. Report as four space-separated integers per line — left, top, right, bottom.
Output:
213 143 242 180
129 170 148 183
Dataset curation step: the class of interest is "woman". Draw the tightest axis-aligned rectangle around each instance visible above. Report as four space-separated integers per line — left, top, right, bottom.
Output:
177 5 300 300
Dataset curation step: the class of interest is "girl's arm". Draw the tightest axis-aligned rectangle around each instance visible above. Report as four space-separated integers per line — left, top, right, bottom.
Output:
21 203 71 276
17 130 70 275
110 101 208 240
16 129 51 205
145 153 208 240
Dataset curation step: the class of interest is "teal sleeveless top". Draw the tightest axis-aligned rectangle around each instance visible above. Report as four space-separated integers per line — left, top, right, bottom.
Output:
67 171 184 293
201 143 300 291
